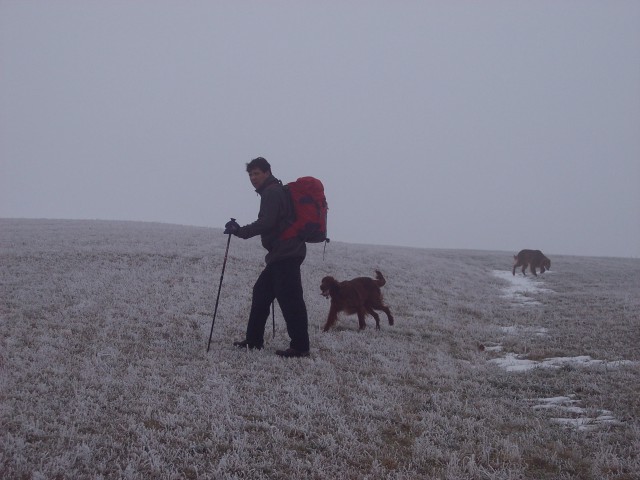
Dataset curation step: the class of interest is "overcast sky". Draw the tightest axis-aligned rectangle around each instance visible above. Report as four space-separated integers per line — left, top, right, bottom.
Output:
1 1 639 258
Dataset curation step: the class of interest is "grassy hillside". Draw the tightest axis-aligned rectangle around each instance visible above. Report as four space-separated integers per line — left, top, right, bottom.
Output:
1 219 639 479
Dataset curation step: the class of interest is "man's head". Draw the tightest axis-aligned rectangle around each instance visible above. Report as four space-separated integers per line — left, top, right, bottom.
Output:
246 157 271 174
246 156 271 190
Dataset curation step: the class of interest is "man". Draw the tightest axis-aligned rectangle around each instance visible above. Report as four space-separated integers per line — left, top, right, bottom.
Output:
224 157 310 358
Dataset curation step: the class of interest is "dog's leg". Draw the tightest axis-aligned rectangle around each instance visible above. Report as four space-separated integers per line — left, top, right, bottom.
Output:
356 309 367 330
531 265 538 276
323 306 339 332
378 306 394 326
366 307 381 329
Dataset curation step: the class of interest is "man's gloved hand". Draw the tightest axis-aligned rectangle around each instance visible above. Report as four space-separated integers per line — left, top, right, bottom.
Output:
224 218 240 235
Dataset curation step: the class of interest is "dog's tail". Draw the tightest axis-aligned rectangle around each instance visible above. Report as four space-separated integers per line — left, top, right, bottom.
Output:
374 270 386 287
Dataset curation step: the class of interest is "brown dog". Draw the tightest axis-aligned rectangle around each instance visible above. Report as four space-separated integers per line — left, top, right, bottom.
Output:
512 249 551 276
320 270 394 331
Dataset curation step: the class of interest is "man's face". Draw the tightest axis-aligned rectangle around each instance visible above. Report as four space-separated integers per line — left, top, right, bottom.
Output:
248 168 270 190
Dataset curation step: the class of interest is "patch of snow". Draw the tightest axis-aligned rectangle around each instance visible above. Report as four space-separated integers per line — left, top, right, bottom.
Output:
551 415 623 432
489 353 540 372
530 395 624 432
492 270 553 305
490 353 636 372
499 325 548 336
483 345 503 352
499 326 518 334
532 395 580 407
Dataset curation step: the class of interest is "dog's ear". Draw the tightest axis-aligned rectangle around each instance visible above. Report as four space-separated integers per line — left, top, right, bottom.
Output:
327 277 340 293
320 276 338 293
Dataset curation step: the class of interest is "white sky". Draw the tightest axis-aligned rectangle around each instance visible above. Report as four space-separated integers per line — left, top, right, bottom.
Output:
1 1 639 258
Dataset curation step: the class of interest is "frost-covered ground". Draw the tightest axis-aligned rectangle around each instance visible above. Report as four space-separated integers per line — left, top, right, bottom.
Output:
1 219 639 479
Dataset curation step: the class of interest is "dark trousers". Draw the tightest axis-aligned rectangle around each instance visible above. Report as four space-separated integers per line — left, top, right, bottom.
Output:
246 257 310 352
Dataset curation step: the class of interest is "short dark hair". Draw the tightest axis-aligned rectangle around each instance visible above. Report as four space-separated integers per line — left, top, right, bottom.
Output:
246 157 271 173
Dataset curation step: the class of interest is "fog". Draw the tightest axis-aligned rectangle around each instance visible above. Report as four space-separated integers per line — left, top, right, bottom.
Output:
1 1 638 257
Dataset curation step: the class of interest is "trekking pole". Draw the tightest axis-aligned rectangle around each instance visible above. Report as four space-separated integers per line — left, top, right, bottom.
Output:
206 219 234 352
322 238 330 261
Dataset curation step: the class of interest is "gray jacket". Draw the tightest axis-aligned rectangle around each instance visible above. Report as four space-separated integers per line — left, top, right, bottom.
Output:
235 175 306 265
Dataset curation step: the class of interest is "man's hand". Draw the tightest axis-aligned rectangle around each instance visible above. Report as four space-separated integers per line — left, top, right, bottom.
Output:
224 218 240 235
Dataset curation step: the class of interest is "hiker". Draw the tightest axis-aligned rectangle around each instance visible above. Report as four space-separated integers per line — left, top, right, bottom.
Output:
224 157 310 358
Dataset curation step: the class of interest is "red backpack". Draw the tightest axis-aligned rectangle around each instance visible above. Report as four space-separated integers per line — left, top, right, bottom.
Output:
280 177 328 243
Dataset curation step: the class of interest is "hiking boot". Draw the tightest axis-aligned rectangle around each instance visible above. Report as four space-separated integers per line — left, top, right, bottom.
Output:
233 340 263 350
275 348 310 358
